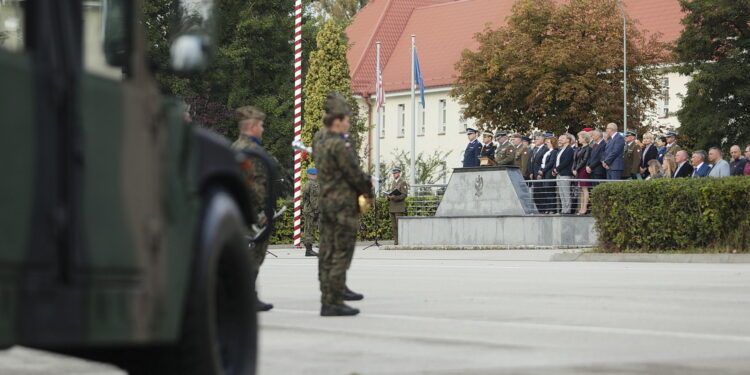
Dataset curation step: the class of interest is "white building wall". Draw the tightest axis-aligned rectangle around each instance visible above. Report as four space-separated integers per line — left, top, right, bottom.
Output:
358 72 692 181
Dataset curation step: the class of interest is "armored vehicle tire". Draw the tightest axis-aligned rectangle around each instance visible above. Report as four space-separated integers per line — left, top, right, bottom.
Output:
172 188 258 375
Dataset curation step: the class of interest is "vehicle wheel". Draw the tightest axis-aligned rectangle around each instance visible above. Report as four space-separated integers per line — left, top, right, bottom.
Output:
173 188 257 375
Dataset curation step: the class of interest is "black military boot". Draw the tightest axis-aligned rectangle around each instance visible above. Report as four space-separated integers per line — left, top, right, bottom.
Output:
305 244 318 257
255 294 274 312
344 287 364 301
320 303 360 316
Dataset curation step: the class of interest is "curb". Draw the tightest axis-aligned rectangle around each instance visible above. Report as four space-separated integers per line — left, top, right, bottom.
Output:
382 245 593 251
551 252 750 263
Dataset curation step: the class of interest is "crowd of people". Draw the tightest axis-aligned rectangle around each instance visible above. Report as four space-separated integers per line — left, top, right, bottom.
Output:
463 124 750 215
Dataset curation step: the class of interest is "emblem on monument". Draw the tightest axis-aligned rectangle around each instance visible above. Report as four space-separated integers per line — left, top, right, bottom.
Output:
475 175 483 197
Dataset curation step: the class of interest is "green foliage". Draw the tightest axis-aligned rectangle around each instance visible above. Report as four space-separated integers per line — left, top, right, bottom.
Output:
301 20 364 172
312 0 368 24
452 0 667 135
143 0 325 169
591 177 750 252
270 197 437 244
673 0 750 151
374 149 453 185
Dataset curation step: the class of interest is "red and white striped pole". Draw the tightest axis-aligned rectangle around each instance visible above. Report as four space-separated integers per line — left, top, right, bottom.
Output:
293 0 303 247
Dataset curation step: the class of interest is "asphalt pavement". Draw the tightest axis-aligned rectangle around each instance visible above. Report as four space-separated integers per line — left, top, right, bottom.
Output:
257 247 750 375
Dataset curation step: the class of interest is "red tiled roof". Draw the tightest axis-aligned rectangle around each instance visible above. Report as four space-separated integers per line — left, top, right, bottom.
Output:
346 0 454 96
347 0 685 94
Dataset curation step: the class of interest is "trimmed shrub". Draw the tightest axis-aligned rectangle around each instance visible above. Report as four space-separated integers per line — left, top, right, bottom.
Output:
591 177 750 252
269 197 434 245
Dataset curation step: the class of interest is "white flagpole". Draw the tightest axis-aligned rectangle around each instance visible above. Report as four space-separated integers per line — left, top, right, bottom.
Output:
410 35 416 186
375 41 382 195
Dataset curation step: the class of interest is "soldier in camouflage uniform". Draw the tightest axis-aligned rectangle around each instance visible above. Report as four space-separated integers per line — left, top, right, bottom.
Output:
302 167 320 257
495 133 515 165
231 106 274 312
313 93 373 317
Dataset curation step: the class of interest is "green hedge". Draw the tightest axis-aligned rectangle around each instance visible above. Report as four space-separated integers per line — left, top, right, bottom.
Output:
269 197 435 245
591 177 750 252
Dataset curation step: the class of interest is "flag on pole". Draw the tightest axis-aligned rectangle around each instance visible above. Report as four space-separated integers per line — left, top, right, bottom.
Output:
413 48 426 108
376 54 385 109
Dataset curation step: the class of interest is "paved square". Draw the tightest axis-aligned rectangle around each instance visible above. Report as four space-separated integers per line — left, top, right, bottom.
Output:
258 248 750 375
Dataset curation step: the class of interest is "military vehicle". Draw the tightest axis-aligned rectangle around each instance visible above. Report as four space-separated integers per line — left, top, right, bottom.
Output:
0 0 269 374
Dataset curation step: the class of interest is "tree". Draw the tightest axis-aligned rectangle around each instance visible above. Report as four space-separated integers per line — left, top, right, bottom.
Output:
673 0 750 151
312 0 368 24
302 19 365 171
452 0 667 136
383 150 453 185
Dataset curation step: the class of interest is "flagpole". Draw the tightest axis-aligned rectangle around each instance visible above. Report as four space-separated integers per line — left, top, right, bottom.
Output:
410 35 416 187
375 41 382 195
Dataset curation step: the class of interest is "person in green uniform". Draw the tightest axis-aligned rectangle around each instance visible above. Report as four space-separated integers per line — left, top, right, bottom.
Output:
313 93 373 317
231 106 274 312
387 168 409 245
302 167 320 257
495 133 515 165
511 133 531 175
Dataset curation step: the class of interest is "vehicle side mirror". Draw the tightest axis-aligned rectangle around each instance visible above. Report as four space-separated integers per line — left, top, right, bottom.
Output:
171 0 216 72
102 0 132 67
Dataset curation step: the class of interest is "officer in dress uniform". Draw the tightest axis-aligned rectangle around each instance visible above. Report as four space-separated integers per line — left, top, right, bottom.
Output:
479 131 497 166
495 133 515 165
624 131 642 179
511 133 531 175
462 128 482 167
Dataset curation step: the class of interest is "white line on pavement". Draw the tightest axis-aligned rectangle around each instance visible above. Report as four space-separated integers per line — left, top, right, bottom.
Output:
269 308 750 344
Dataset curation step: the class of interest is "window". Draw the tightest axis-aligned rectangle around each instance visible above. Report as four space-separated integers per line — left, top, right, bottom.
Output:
83 0 123 79
459 122 467 134
418 105 425 136
659 77 670 118
0 0 25 52
438 99 447 134
398 104 405 138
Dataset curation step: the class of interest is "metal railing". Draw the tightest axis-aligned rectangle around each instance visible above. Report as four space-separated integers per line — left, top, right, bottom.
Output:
521 179 613 215
410 184 447 216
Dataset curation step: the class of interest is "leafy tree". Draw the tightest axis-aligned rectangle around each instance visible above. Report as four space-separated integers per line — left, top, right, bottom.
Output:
374 150 453 186
312 0 368 24
143 0 328 171
452 0 667 136
302 19 364 171
673 0 750 150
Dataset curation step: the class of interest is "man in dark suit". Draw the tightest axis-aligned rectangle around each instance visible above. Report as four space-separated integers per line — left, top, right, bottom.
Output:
462 128 482 167
639 133 659 178
673 150 694 178
602 123 625 180
691 150 711 177
529 134 548 211
587 129 606 182
554 134 575 214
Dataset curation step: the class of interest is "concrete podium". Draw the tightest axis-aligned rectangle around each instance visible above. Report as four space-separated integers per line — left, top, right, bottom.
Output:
398 166 596 248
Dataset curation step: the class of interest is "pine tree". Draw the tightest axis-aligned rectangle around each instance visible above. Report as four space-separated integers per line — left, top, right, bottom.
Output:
673 0 750 150
302 20 363 171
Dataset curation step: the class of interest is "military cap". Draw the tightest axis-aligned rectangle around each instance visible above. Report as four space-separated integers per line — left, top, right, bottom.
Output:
666 132 677 138
466 128 477 135
324 92 352 116
392 167 402 174
482 131 494 137
510 133 523 139
495 132 507 139
307 167 317 175
625 131 636 137
236 106 266 122
522 137 531 143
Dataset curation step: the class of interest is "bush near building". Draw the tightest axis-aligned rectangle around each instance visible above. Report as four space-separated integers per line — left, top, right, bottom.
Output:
591 177 750 252
269 197 438 245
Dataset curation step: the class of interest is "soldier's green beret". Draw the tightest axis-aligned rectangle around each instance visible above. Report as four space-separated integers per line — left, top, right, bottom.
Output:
324 92 352 117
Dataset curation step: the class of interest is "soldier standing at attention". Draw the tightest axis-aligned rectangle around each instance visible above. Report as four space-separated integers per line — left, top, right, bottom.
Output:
479 131 497 166
511 134 531 176
624 131 642 179
495 133 515 165
664 132 682 160
462 128 482 167
302 168 320 257
231 106 274 312
313 93 373 317
387 168 409 245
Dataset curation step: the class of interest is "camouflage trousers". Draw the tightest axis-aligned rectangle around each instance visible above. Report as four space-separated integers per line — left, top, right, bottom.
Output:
318 204 359 305
250 239 268 282
303 212 319 246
